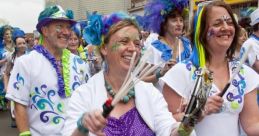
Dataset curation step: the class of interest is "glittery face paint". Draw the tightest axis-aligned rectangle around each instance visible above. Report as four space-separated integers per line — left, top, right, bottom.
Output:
206 7 235 49
207 14 234 39
111 42 121 52
55 26 61 33
55 24 72 34
207 28 216 39
105 25 142 72
221 15 230 22
109 28 142 52
45 21 72 49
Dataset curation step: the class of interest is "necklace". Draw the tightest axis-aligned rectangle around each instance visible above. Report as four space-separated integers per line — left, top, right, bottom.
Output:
104 80 135 103
33 45 71 98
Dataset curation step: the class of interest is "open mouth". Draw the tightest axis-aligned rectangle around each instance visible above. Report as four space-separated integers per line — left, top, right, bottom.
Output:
217 33 232 40
123 55 133 62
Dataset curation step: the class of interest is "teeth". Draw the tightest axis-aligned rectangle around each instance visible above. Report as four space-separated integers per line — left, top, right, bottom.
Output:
219 35 229 39
123 56 132 60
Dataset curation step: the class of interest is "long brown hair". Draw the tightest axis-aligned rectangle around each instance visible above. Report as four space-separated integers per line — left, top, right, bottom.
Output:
190 1 240 62
159 10 184 37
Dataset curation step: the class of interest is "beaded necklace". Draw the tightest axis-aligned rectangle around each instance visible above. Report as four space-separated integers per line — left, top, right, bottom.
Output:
33 45 71 98
104 79 135 103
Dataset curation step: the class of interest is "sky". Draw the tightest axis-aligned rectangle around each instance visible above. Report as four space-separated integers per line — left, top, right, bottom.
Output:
0 0 45 33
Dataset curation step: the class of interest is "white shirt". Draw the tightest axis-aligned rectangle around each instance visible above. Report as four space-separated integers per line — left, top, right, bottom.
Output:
242 35 259 66
6 50 90 136
161 60 259 136
0 47 14 75
63 71 179 136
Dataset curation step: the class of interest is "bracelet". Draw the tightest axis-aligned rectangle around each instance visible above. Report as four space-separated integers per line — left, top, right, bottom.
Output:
155 68 163 79
77 113 89 135
19 131 31 136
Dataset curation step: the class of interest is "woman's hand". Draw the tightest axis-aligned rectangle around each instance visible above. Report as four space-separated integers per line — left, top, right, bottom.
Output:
203 94 224 116
161 59 177 75
174 99 188 121
82 110 107 136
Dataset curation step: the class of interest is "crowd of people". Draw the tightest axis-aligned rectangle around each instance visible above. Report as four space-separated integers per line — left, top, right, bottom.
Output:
0 0 258 136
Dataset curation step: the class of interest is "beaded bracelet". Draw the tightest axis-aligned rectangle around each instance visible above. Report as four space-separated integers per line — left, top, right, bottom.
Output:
19 131 31 136
77 113 89 135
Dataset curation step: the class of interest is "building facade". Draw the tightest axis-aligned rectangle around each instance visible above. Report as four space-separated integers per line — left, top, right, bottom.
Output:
127 0 258 16
45 0 129 20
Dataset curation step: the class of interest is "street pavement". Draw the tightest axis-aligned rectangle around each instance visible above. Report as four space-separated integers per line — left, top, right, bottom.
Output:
0 110 19 136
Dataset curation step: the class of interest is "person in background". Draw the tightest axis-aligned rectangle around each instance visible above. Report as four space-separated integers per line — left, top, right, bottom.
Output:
162 1 259 136
242 8 259 74
142 0 191 88
242 8 259 107
0 25 14 111
3 28 27 128
33 30 40 46
5 5 90 136
25 33 34 52
68 24 81 56
235 27 248 60
63 12 181 136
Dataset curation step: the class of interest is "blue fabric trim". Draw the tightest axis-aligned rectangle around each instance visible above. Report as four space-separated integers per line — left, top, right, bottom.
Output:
151 37 191 62
250 34 259 41
179 37 191 61
151 40 172 62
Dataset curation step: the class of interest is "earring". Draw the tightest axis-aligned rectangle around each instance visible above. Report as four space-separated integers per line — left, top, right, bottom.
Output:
103 60 109 74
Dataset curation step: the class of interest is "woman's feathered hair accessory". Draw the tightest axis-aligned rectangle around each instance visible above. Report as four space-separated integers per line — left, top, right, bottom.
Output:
71 23 81 38
189 1 211 68
101 12 132 35
144 0 189 33
82 12 134 46
12 28 25 42
83 12 103 45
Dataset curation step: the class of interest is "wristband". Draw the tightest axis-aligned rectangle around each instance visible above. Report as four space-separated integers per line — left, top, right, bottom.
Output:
77 113 89 135
19 131 31 136
155 68 163 79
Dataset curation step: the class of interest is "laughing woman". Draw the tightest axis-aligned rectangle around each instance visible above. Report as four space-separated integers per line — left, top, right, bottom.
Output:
63 12 180 136
162 1 259 136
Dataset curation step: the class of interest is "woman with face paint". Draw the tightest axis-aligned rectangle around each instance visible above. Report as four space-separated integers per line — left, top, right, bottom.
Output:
63 12 181 136
141 0 191 89
162 1 259 136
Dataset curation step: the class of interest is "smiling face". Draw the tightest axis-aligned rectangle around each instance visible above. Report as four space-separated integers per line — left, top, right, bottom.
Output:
42 20 72 49
3 29 12 43
68 31 79 53
237 28 247 47
205 6 235 53
165 15 184 37
101 25 141 73
15 37 27 53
